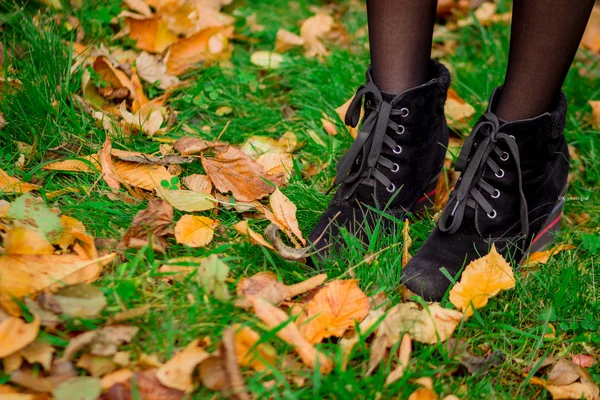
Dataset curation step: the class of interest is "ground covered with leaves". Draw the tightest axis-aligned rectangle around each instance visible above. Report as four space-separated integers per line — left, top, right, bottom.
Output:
1 0 600 399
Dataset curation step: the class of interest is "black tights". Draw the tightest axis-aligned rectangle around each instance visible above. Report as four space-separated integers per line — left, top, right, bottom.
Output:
366 0 595 121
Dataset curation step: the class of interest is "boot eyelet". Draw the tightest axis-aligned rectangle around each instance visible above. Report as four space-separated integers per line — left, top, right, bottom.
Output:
487 209 497 219
491 189 500 199
399 108 409 117
495 169 505 179
509 135 515 140
386 183 396 193
500 152 509 161
391 163 399 173
396 125 405 135
393 145 402 154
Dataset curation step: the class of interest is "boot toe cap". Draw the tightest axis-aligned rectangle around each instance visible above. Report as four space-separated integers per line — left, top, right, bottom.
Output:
401 257 454 302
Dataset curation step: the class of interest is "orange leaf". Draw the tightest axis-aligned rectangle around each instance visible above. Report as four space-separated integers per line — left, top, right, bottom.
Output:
248 296 333 374
166 26 233 75
582 5 600 53
93 56 135 97
449 244 515 318
3 227 55 255
112 161 172 191
269 188 305 245
299 280 369 344
43 155 101 173
0 316 40 358
183 174 213 193
174 215 218 247
233 324 277 372
127 17 178 53
0 168 39 195
233 221 274 250
525 244 576 266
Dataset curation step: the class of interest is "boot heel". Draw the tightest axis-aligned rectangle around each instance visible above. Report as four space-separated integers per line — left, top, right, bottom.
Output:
520 199 564 263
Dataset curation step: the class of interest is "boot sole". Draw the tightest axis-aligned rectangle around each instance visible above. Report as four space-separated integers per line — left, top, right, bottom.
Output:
519 196 565 264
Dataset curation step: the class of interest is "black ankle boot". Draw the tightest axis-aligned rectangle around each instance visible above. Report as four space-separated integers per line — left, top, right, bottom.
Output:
401 87 570 301
308 61 451 263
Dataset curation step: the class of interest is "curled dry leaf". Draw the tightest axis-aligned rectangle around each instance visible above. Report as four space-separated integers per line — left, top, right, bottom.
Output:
173 137 227 155
300 13 334 57
62 325 139 361
402 219 412 267
202 147 277 202
235 271 326 308
92 57 134 100
156 339 209 392
136 52 180 90
233 324 277 371
119 199 173 253
270 188 305 245
0 316 40 358
299 280 369 344
275 28 305 53
264 223 310 261
174 215 218 248
385 334 412 386
248 296 333 374
0 167 40 194
529 358 600 400
449 244 515 318
233 220 274 250
183 174 212 193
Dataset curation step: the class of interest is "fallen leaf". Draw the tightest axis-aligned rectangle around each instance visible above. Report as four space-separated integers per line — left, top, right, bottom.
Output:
300 13 334 57
136 52 181 90
299 280 369 344
525 244 576 266
103 369 185 400
173 137 227 155
235 271 326 308
77 353 117 377
572 354 597 368
120 199 173 253
158 256 202 280
340 308 385 371
43 155 101 173
3 227 55 255
581 5 600 53
336 97 361 139
269 188 305 245
122 0 152 17
408 387 438 400
111 305 151 322
183 174 212 193
240 135 290 158
449 244 515 318
166 26 233 75
202 147 276 202
62 325 139 361
19 340 55 371
275 29 305 53
101 368 133 390
111 160 172 191
445 89 475 130
38 283 107 318
156 188 217 212
118 102 164 136
9 360 77 393
529 358 600 400
233 324 277 371
126 16 178 53
220 327 251 400
459 350 505 375
92 57 134 100
256 153 293 184
402 219 412 267
174 215 218 247
233 220 274 250
385 334 412 385
53 376 102 400
156 339 209 392
0 316 40 358
196 255 230 301
7 194 63 243
250 51 283 69
248 296 333 374
589 100 600 130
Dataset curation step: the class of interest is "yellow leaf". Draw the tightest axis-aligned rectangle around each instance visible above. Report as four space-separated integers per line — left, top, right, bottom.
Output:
402 219 412 267
156 188 217 212
122 0 152 17
0 168 39 195
270 188 305 245
156 339 210 392
43 155 101 173
175 215 218 247
299 280 369 344
0 316 40 358
248 296 333 374
250 51 283 69
449 244 515 318
112 160 172 191
233 220 274 250
233 324 277 371
336 97 361 139
3 227 55 255
525 244 576 266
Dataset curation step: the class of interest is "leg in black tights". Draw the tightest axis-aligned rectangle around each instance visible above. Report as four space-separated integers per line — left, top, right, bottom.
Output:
496 0 595 121
366 0 438 94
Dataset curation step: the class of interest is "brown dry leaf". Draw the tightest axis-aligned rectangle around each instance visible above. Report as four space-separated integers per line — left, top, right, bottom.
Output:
0 316 40 358
166 26 233 75
235 271 326 308
101 368 133 390
9 359 77 393
233 220 274 250
572 354 597 368
156 188 217 212
300 13 334 57
445 89 475 130
122 0 152 17
0 168 39 195
62 325 139 361
275 29 305 53
402 219 412 267
339 308 385 371
136 52 181 90
43 155 101 173
256 153 293 185
92 57 134 100
582 5 600 54
590 101 600 130
270 188 305 245
202 147 276 202
220 326 251 400
385 334 412 386
248 296 333 373
56 216 88 250
183 174 212 193
156 339 209 393
112 305 151 322
173 137 227 155
449 244 515 318
233 324 277 371
20 340 55 371
118 102 164 136
529 359 600 400
336 97 361 139
99 139 124 191
119 199 173 253
240 135 290 158
77 353 117 377
525 244 576 266
3 227 55 255
126 17 178 53
103 369 185 400
174 215 218 248
299 280 369 344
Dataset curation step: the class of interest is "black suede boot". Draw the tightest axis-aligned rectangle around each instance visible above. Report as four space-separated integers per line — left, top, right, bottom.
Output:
308 61 451 263
401 87 570 301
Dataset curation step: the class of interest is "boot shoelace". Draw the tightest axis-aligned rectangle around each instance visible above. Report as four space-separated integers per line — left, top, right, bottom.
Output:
438 112 529 237
331 79 409 200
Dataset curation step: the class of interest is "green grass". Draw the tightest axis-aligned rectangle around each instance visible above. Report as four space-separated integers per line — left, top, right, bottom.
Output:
1 0 599 398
